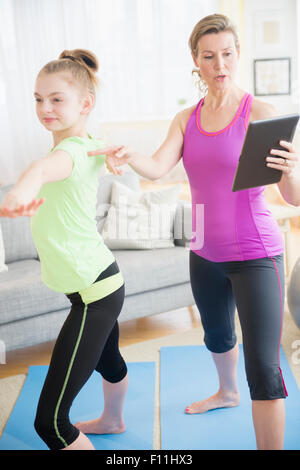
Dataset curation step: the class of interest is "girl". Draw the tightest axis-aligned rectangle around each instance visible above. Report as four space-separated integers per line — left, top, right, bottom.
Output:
0 49 128 450
88 15 300 450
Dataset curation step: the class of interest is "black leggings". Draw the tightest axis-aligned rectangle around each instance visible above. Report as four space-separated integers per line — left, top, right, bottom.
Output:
34 261 127 450
189 250 288 401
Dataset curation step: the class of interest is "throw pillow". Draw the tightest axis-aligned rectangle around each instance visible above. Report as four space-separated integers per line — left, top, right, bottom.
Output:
101 181 181 249
96 172 140 233
0 223 8 273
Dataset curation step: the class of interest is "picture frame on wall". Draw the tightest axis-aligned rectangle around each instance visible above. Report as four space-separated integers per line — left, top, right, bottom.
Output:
253 57 291 96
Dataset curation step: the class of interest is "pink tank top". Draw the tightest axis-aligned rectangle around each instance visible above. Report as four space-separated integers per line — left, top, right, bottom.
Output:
182 92 284 262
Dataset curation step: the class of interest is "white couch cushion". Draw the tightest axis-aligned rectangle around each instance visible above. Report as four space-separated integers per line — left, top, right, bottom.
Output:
101 181 181 249
0 223 8 273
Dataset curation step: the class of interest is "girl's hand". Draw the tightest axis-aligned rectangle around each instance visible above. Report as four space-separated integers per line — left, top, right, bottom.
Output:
88 146 133 175
266 140 299 177
0 191 45 218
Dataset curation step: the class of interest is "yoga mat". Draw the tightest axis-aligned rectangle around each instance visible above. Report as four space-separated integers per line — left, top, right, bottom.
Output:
0 361 155 450
160 345 300 450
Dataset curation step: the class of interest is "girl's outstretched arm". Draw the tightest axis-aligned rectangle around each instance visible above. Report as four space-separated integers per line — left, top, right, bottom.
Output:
0 150 73 217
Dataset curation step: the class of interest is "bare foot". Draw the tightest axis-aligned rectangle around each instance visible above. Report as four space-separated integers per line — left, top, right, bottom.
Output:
185 390 240 414
74 416 126 435
61 431 95 450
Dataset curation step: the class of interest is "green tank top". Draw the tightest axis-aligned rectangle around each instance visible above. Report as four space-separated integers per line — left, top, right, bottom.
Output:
30 136 121 296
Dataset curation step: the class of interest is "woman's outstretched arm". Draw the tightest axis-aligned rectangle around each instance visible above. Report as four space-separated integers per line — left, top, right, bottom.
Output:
89 107 195 181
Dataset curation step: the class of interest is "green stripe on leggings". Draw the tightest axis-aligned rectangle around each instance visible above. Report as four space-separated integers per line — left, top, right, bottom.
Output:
53 303 88 448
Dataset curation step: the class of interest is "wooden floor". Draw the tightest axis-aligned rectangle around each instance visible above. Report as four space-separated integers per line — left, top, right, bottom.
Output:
1 180 300 380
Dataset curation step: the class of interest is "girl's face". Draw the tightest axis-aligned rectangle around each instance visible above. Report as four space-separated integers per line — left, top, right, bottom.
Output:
34 72 92 131
193 31 240 92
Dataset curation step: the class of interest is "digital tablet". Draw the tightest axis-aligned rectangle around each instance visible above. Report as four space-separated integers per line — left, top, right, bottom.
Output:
232 113 299 192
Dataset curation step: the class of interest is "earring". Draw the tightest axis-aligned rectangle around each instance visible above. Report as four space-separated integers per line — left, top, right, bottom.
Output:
192 68 208 95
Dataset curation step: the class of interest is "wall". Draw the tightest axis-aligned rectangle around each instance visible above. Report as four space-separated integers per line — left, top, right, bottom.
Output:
243 0 298 116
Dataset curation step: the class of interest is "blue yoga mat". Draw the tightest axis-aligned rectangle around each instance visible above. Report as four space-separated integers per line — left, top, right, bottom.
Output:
160 345 300 450
0 361 155 450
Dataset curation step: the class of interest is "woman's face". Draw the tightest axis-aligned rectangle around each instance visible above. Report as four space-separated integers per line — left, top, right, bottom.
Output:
34 72 91 132
193 30 240 92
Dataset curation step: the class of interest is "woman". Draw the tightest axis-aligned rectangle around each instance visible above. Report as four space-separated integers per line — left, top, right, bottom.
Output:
90 14 300 450
0 49 128 450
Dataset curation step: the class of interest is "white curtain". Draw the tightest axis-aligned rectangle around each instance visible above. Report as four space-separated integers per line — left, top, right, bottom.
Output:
0 0 218 186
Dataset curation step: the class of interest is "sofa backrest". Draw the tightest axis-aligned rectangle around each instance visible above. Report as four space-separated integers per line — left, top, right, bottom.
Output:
0 172 140 263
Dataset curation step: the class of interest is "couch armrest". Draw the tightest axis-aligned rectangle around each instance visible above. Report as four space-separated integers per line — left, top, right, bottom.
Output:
173 200 192 247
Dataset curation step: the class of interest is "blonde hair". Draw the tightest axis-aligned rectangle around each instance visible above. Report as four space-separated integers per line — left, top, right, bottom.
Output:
38 48 99 97
189 13 239 58
188 14 239 95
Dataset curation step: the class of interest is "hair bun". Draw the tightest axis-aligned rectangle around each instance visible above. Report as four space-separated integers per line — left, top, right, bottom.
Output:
59 49 99 73
61 54 77 62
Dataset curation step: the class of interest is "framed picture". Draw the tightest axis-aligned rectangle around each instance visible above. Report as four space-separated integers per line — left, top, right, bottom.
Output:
253 57 291 96
254 10 289 56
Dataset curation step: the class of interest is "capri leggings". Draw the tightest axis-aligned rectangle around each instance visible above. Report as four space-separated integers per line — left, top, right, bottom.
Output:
189 250 288 401
34 261 127 450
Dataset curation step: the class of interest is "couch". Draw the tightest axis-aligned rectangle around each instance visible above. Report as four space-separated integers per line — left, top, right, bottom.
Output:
0 172 194 352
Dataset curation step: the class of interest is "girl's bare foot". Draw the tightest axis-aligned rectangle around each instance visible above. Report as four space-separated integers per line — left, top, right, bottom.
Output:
61 431 95 450
74 416 125 435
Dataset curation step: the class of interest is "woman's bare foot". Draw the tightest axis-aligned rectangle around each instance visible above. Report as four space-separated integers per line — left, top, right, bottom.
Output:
185 390 240 414
74 416 126 435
